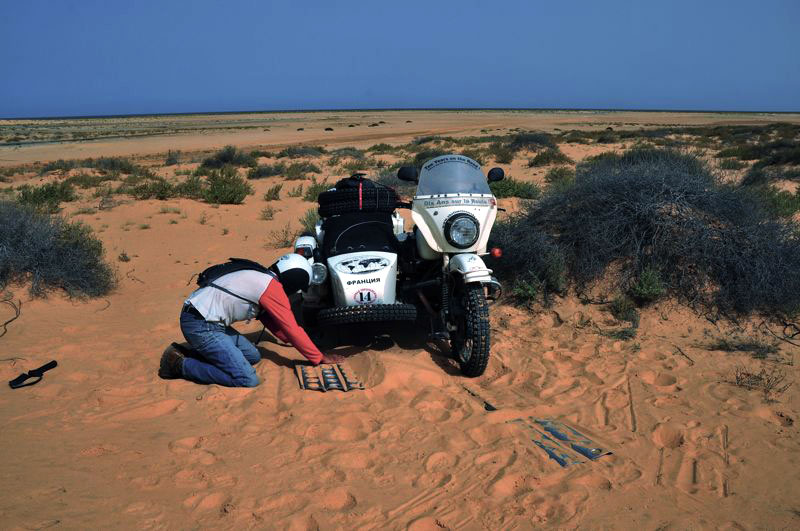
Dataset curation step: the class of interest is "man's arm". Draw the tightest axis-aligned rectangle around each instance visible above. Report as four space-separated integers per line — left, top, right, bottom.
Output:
258 281 324 365
258 311 290 343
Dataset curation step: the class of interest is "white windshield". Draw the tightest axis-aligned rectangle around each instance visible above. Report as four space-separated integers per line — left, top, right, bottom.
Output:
416 155 491 196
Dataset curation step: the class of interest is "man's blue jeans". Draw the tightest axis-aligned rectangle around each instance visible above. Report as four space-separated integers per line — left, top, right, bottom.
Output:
179 306 261 387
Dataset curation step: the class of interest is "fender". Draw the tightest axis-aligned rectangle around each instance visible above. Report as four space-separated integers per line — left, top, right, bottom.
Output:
447 253 493 284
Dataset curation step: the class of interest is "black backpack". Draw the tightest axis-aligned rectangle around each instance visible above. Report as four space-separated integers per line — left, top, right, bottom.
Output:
196 258 276 306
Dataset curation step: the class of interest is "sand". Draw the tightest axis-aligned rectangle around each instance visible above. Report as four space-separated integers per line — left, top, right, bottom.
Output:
1 111 799 529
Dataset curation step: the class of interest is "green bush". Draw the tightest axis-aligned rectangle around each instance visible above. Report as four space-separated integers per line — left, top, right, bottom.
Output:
609 296 639 326
544 166 575 190
489 177 540 199
201 146 256 169
130 178 176 200
718 158 745 170
174 175 205 200
489 143 514 164
507 131 555 152
367 143 398 154
630 267 665 304
0 201 116 297
64 173 117 189
303 177 329 202
300 208 320 234
287 184 304 198
40 157 142 175
748 185 800 218
263 184 283 201
286 162 321 180
528 148 572 167
248 163 286 179
277 145 326 158
17 181 77 213
500 147 800 317
203 167 254 204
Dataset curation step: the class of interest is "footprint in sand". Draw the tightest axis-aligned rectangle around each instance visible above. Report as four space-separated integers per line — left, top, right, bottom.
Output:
652 423 684 448
424 451 457 473
640 370 679 392
319 488 356 511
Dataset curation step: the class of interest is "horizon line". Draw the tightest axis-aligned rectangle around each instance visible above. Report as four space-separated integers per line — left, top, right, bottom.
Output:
3 105 800 121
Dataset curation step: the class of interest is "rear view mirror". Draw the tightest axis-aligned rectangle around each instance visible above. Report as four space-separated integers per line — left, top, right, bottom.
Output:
397 166 419 182
488 167 504 182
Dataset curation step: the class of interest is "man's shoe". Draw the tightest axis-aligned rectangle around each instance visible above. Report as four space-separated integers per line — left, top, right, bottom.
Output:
159 343 185 379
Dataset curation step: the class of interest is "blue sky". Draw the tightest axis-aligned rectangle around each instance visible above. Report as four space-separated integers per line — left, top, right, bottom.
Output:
1 0 798 118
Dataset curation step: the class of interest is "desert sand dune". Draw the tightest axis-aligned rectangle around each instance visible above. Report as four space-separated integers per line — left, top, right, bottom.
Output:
1 112 798 529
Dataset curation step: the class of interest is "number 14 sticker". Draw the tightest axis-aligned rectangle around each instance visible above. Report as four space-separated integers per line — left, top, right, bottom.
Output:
354 288 377 304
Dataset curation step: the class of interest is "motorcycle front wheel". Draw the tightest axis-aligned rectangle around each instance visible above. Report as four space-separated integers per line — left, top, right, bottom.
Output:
450 283 491 377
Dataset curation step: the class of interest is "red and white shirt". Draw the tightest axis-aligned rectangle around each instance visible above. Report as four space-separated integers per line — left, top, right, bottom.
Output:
186 270 323 364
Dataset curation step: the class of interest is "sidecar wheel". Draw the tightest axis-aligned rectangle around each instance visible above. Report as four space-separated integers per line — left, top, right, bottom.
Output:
450 284 491 377
317 304 417 326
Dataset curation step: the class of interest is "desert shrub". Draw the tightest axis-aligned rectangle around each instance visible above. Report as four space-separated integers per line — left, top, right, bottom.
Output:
368 143 398 154
17 181 77 213
248 163 286 179
747 185 800 218
342 158 379 172
64 173 116 189
249 149 274 159
630 267 665 304
718 158 745 170
303 177 329 202
203 167 253 204
489 143 514 164
266 224 299 248
263 184 283 201
286 162 321 180
544 166 575 190
741 165 800 187
331 147 364 159
596 132 618 144
0 201 116 297
489 177 540 199
488 216 567 306
130 177 176 200
501 147 800 317
287 184 304 198
174 174 205 199
528 148 572 167
260 206 275 221
277 145 326 158
40 157 142 175
507 131 555 152
609 296 640 326
165 150 180 166
89 157 140 174
300 208 320 234
201 146 256 169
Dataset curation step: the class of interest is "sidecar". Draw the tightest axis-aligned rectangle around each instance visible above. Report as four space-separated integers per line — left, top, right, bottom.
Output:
295 174 417 326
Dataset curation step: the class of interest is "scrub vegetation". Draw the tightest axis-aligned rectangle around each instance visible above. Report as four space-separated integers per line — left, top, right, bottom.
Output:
0 201 116 297
490 148 800 321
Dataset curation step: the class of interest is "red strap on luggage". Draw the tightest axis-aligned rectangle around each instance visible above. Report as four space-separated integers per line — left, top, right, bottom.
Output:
358 181 363 209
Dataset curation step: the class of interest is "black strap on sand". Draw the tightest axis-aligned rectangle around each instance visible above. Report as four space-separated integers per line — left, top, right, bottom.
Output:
8 360 58 389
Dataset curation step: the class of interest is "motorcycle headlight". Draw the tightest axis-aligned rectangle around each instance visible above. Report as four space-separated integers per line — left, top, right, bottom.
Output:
445 213 480 249
310 263 328 285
